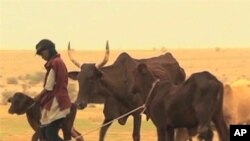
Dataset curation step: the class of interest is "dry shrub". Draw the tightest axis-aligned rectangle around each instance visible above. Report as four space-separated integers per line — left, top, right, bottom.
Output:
24 72 45 85
215 47 221 52
17 75 25 81
6 77 18 84
0 90 14 105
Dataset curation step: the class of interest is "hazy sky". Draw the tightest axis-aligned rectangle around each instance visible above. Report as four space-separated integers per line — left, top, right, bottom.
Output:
1 0 250 50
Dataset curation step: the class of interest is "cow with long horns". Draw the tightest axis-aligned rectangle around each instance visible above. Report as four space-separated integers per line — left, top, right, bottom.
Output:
67 41 186 141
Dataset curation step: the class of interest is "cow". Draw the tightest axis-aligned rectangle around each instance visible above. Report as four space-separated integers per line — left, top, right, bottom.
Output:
223 79 250 126
67 41 186 141
8 92 84 141
131 63 229 141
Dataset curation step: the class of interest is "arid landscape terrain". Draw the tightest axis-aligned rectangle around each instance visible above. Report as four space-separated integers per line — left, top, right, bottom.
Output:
1 48 250 141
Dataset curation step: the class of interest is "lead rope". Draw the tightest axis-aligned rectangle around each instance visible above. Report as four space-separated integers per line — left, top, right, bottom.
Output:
140 79 160 114
64 134 83 141
64 105 145 141
27 102 36 110
69 78 160 140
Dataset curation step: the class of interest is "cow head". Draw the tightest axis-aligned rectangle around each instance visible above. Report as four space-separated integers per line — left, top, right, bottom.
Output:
131 63 156 101
8 92 34 115
68 41 109 109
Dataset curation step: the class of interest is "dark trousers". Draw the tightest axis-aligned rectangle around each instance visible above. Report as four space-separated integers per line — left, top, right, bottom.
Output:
42 118 64 141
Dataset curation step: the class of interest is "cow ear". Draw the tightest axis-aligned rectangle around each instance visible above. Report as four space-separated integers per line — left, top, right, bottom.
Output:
8 97 12 103
137 63 148 74
68 71 79 80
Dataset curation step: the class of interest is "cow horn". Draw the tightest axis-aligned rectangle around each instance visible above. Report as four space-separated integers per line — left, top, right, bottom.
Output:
67 42 81 68
95 40 110 68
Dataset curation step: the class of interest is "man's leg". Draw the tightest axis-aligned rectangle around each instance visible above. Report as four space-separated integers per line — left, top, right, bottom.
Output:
45 118 64 141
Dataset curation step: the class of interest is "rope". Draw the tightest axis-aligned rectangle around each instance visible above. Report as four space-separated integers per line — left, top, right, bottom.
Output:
58 104 147 140
66 104 147 140
65 134 83 141
80 78 160 137
27 102 36 110
82 104 145 136
141 79 160 114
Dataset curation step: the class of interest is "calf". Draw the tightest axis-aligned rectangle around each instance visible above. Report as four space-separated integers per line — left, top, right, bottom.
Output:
8 92 84 141
131 63 229 141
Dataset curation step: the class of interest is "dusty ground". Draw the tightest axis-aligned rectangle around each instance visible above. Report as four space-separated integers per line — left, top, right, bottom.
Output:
1 48 250 140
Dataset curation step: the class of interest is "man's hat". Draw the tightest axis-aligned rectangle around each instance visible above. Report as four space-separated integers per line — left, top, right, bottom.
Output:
36 39 55 54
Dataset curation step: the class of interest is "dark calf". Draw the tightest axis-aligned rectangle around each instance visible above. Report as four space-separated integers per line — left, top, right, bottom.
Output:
131 63 229 141
8 92 84 141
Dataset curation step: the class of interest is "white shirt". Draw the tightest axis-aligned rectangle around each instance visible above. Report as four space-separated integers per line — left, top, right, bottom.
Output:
40 69 70 125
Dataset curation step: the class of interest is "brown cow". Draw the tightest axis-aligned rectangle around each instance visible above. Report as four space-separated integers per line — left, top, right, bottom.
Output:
8 92 84 141
223 79 250 125
67 41 186 141
131 63 229 141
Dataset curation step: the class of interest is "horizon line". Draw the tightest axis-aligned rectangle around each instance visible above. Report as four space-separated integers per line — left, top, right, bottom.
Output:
1 47 250 51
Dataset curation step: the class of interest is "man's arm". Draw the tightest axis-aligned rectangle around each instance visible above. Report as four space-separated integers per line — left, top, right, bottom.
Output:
34 69 55 102
34 89 48 102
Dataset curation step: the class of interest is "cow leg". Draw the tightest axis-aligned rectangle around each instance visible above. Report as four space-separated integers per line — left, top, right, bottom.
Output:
166 127 174 141
61 120 72 140
212 109 229 141
31 132 39 141
39 127 46 141
175 128 190 141
132 114 141 141
196 115 213 141
71 127 84 141
197 126 213 141
187 127 198 141
62 128 72 140
195 91 219 141
99 118 113 141
156 127 165 141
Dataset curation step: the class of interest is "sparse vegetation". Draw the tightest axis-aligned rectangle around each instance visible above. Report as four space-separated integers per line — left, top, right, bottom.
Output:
215 47 221 52
24 72 44 85
17 75 25 81
6 77 18 84
0 90 14 105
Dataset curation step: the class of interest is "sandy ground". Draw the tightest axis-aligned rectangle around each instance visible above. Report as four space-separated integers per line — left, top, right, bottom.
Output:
1 48 250 140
